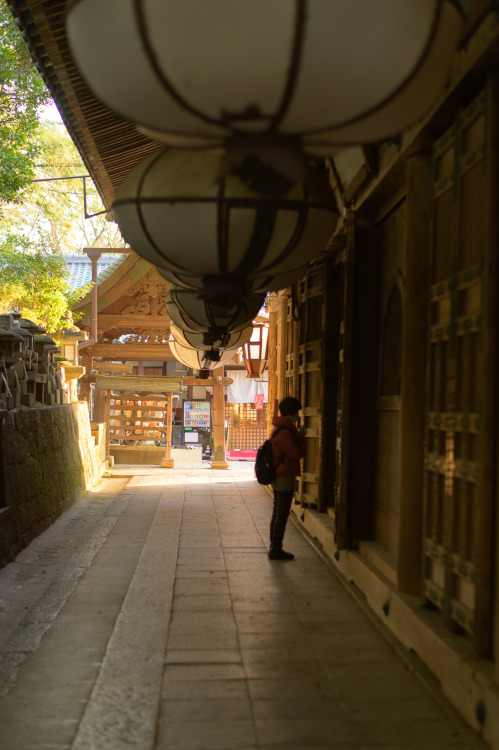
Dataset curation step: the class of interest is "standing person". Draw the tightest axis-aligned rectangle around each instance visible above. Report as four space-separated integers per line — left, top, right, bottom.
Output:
268 396 305 560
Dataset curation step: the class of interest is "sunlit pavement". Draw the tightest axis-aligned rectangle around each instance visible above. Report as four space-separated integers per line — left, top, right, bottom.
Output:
0 462 488 750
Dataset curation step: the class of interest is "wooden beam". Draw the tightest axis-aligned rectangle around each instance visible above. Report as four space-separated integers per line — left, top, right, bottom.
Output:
94 363 133 374
92 373 233 389
88 343 175 360
183 376 234 386
97 315 171 329
95 375 184 392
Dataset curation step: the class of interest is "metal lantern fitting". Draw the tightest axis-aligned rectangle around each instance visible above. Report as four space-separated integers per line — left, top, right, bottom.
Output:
166 286 266 339
170 322 253 353
169 328 238 371
242 323 269 378
112 148 337 294
67 0 463 153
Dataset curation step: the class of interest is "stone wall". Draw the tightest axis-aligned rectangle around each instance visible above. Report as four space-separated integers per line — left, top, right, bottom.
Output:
0 402 105 566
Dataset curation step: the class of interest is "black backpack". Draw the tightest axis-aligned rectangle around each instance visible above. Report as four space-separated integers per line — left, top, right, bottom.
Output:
254 426 287 485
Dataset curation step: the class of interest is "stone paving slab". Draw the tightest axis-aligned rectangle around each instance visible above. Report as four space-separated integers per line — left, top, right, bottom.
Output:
0 462 491 749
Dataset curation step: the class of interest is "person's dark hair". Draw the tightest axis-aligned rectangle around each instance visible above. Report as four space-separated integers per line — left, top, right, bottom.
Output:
278 396 302 416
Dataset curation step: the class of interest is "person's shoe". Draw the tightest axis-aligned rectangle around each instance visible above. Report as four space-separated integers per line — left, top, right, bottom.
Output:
268 548 295 560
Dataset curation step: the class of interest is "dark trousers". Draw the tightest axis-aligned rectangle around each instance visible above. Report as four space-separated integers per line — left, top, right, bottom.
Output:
270 489 293 551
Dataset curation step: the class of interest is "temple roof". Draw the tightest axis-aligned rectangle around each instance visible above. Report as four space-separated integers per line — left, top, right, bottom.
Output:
64 254 127 291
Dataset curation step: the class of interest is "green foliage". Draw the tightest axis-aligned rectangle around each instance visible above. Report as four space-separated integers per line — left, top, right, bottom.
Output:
1 121 125 253
0 234 90 332
0 1 51 203
0 3 123 330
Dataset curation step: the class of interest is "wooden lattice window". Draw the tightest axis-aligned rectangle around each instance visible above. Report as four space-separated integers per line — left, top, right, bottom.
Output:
226 402 267 451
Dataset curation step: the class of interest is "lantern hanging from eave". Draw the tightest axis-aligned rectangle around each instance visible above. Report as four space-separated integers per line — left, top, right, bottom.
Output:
112 148 337 295
169 334 238 372
170 322 253 353
166 286 266 340
67 0 463 154
242 323 270 378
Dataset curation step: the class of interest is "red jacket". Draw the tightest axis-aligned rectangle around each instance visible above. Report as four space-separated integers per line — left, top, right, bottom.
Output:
271 416 305 477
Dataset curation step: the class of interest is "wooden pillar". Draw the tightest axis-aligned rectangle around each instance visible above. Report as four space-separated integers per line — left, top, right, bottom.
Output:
335 209 356 550
105 390 113 467
210 366 229 469
397 152 431 594
483 77 499 662
94 388 106 422
85 248 102 343
79 353 92 405
161 392 174 468
278 296 288 403
267 309 278 438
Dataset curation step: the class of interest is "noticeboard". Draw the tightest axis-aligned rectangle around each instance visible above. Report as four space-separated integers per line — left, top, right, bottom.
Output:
183 400 211 432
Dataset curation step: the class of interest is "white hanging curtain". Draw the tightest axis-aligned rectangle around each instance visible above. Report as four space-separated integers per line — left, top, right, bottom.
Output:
226 370 268 404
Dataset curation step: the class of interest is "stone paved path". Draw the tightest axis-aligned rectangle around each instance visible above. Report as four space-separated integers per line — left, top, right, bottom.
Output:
0 463 489 749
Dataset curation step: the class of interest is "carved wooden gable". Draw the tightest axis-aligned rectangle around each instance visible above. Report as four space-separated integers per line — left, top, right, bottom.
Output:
98 269 172 343
120 275 170 317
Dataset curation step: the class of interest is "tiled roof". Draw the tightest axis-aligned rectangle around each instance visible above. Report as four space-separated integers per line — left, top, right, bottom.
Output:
64 254 126 290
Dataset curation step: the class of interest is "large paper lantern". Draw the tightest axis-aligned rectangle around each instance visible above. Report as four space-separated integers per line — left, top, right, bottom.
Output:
169 329 238 371
166 287 265 339
112 148 337 294
67 0 463 152
170 323 253 353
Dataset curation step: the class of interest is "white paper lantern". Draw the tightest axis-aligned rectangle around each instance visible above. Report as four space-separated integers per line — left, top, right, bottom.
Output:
169 329 238 371
112 148 337 294
166 287 265 339
67 0 463 152
170 323 253 353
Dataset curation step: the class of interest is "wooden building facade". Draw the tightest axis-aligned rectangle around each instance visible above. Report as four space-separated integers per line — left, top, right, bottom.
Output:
264 67 499 742
8 0 499 745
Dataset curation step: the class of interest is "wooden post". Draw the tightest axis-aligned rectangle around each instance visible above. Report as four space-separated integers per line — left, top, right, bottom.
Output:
210 366 229 469
105 390 113 467
483 77 499 661
161 391 174 468
278 296 288 402
267 308 278 438
79 353 92 405
94 388 106 422
85 248 102 343
397 152 431 594
335 209 356 550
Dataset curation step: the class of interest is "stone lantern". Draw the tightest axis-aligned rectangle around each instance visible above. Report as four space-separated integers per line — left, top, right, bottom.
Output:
0 329 26 409
54 313 88 402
